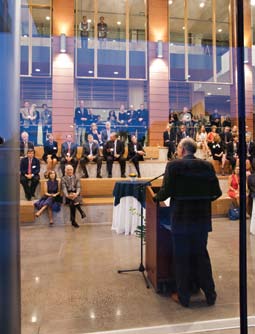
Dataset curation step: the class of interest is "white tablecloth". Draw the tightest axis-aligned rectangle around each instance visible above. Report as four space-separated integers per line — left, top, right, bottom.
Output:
112 196 145 235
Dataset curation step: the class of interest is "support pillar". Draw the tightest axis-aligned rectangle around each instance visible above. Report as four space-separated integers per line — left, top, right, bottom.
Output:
0 1 21 334
147 0 169 146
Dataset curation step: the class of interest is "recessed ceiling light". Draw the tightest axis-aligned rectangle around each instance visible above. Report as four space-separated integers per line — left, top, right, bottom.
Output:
117 21 121 25
45 16 50 21
182 26 185 30
114 71 119 75
23 34 28 37
87 19 92 23
217 87 222 90
218 28 222 33
207 92 212 95
169 0 173 4
251 0 255 6
88 70 93 74
199 2 205 8
35 68 40 72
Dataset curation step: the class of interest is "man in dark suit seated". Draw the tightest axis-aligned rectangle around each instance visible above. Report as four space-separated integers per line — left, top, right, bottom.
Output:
127 135 145 178
80 134 103 178
176 124 189 144
20 131 34 157
163 123 176 160
20 148 40 200
154 138 222 307
226 134 239 170
103 132 126 178
60 134 78 176
42 133 59 178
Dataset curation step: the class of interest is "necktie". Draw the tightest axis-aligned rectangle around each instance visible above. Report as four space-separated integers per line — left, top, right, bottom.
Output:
28 158 32 174
68 142 71 155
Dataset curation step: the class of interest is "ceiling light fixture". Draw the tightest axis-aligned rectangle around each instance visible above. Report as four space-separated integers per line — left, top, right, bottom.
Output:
199 2 205 8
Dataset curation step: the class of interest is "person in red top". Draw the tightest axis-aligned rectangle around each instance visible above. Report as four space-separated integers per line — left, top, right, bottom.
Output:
227 166 240 207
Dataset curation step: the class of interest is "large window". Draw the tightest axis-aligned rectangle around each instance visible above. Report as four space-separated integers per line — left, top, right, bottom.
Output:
75 0 146 79
20 0 52 76
169 0 232 83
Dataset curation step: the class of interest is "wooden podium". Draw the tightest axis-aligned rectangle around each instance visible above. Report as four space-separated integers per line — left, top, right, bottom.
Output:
145 186 175 293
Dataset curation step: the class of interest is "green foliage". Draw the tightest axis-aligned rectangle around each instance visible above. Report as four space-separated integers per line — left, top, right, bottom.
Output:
129 207 146 244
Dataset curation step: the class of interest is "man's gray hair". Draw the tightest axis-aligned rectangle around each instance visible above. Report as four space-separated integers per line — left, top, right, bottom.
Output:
179 137 197 154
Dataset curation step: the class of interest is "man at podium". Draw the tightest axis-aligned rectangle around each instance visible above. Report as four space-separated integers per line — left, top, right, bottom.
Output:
154 138 222 308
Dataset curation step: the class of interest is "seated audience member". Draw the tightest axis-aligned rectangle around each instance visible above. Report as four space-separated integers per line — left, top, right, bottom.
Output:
101 121 112 145
207 125 218 144
87 122 102 145
248 163 255 235
127 135 145 178
226 134 239 171
220 126 233 152
126 104 138 127
176 124 189 143
222 115 231 128
80 134 103 178
117 104 128 141
227 165 240 207
60 134 78 176
103 132 126 178
136 103 149 145
195 125 209 159
61 165 86 228
20 148 40 200
208 134 226 175
246 134 255 165
42 133 59 177
163 123 176 160
231 125 238 137
20 131 34 157
87 109 99 125
34 170 61 226
107 110 117 123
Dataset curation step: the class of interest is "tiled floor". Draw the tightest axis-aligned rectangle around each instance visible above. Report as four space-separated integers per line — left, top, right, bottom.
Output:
21 218 255 334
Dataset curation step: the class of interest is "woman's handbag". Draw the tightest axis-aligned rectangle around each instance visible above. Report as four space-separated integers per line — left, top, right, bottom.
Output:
228 206 240 220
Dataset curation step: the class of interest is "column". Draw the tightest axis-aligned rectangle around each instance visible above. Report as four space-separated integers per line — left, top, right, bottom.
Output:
147 0 169 146
52 0 75 143
0 1 21 334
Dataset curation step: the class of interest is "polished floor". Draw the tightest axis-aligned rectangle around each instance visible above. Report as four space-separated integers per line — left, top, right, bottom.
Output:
21 218 255 334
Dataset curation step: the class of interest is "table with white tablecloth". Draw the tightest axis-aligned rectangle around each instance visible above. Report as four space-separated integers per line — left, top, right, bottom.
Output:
111 180 149 235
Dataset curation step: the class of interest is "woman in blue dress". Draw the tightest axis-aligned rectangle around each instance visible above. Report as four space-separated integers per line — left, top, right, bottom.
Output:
34 170 61 225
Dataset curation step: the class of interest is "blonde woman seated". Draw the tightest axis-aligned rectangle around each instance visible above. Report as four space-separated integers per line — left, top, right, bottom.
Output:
227 166 240 207
208 134 226 175
195 125 209 159
34 170 61 226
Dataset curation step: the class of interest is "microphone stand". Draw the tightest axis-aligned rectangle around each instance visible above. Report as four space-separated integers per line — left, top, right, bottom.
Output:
118 172 165 289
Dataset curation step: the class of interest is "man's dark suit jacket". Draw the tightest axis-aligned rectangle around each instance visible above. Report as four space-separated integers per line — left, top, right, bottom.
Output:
101 129 111 144
61 142 77 159
155 155 222 234
127 142 144 161
226 142 239 160
81 142 100 157
42 140 58 160
163 130 176 146
20 141 34 156
20 156 40 176
74 107 89 126
103 139 125 158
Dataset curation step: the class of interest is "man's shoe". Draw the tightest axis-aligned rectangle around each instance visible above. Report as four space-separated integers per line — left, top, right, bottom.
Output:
121 174 126 178
108 174 112 178
71 221 80 228
171 293 189 307
97 175 102 178
206 291 217 306
82 174 89 178
80 211 86 219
